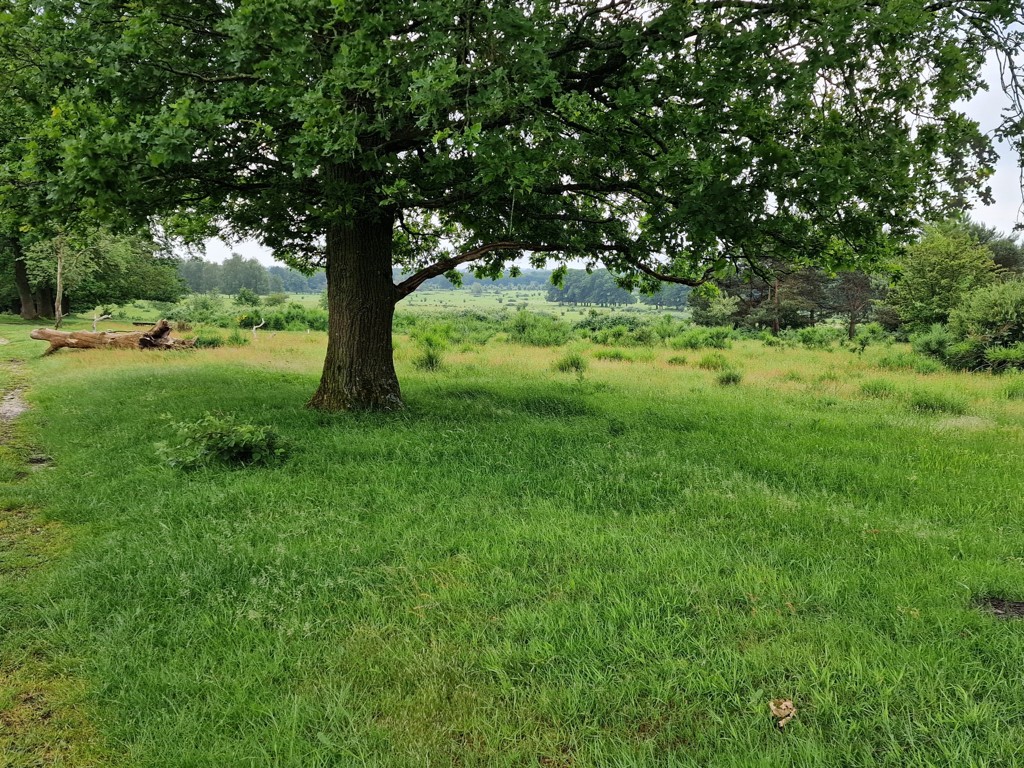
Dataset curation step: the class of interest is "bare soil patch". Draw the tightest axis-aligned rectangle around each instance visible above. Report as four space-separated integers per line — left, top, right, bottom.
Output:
975 596 1024 619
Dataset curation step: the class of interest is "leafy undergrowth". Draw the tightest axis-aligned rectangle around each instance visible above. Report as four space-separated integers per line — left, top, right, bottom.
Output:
3 324 1024 766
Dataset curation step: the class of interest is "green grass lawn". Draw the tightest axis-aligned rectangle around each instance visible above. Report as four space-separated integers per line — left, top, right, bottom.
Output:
2 321 1024 766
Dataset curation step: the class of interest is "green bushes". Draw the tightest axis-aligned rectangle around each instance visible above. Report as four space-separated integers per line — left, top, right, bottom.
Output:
860 379 897 399
412 333 445 371
666 355 687 366
157 413 289 470
697 352 730 371
878 351 943 375
670 327 732 350
191 331 224 349
553 351 588 375
907 390 968 415
1003 375 1024 400
985 343 1024 373
911 324 951 360
793 326 842 349
508 311 572 346
912 280 1024 372
593 349 633 362
716 369 742 386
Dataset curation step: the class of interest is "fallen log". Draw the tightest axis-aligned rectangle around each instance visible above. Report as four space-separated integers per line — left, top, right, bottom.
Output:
30 320 196 356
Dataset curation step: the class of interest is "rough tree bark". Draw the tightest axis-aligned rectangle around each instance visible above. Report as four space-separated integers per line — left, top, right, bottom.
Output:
13 256 37 320
30 320 195 355
307 212 402 411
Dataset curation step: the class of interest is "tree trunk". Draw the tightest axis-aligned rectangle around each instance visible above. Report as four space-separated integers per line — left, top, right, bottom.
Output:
307 209 401 412
848 314 857 340
13 256 37 320
54 242 65 329
35 287 54 319
30 320 195 355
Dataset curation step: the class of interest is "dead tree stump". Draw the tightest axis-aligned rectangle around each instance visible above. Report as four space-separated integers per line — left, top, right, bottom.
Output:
30 320 196 355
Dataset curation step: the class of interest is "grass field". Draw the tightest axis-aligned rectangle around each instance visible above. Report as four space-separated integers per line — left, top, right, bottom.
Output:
2 318 1024 766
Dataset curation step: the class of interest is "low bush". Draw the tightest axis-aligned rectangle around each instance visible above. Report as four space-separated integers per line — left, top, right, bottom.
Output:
158 413 289 470
413 347 444 371
594 349 633 362
716 369 742 386
553 352 588 375
907 390 968 415
671 327 732 350
985 343 1024 373
794 326 841 350
225 329 250 347
1003 375 1024 400
508 311 572 346
878 351 943 375
697 352 730 371
860 379 897 399
191 331 224 349
911 324 951 360
666 355 687 366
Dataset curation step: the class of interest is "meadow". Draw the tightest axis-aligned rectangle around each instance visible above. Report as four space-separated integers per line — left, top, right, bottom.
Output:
2 313 1024 767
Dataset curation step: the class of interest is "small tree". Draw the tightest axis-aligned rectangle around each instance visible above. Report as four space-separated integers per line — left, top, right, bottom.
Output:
887 226 999 331
830 272 884 340
234 288 262 308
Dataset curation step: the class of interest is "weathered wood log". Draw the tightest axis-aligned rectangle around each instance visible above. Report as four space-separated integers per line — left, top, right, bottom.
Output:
30 320 196 356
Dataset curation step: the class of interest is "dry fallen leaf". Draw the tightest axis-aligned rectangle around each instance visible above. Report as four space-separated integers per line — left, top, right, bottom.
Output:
769 698 797 729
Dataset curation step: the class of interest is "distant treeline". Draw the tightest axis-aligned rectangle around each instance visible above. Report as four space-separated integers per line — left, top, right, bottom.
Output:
547 269 690 309
178 254 326 295
393 267 553 291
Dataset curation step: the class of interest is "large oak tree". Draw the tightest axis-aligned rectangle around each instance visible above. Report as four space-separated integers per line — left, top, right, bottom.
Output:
9 0 1024 409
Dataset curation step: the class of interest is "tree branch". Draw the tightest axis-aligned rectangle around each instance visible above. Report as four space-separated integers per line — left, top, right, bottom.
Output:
394 242 563 299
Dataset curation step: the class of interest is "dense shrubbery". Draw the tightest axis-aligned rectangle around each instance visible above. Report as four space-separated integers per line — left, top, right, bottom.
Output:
670 326 732 350
157 413 289 470
507 311 573 346
911 280 1024 372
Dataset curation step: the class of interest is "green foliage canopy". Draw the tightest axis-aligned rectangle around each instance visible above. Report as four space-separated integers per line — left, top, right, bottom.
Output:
888 225 999 330
17 0 1024 282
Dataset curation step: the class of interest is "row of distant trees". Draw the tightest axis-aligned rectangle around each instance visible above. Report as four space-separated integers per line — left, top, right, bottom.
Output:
177 255 326 295
545 269 690 309
687 218 1024 337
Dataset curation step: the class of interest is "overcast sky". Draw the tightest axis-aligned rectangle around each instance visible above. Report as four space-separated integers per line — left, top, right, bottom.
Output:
200 60 1024 268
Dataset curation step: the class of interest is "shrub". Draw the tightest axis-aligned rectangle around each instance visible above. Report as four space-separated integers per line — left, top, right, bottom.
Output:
666 355 687 366
234 288 262 307
860 379 897 399
158 413 289 470
877 351 943 375
168 293 227 326
985 343 1024 373
413 347 444 371
795 326 840 349
191 331 223 348
948 279 1024 348
907 390 968 415
594 349 633 362
943 280 1024 371
717 369 742 386
1003 375 1024 400
944 339 988 372
911 324 951 359
554 352 588 375
697 352 730 371
508 311 572 346
671 327 732 350
264 293 289 306
225 329 250 347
